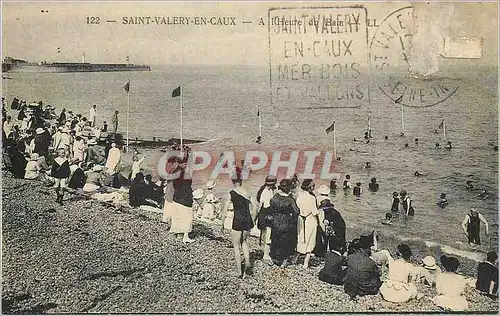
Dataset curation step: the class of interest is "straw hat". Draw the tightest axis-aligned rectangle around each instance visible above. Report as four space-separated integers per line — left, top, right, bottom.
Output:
87 139 97 145
205 180 216 190
35 128 44 135
423 256 438 270
317 184 330 195
30 153 40 161
205 194 217 203
265 175 277 185
93 165 104 172
61 127 70 133
193 188 204 200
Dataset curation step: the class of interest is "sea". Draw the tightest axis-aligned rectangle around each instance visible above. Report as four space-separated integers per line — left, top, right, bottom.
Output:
2 64 498 260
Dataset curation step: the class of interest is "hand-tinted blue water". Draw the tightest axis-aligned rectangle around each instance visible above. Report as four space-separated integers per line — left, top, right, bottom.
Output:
3 65 498 253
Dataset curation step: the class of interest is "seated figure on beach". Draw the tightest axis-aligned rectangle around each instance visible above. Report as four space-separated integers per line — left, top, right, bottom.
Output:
319 239 347 285
433 255 469 311
129 172 159 208
414 256 441 287
367 230 393 279
68 160 86 190
445 141 452 150
344 236 381 299
379 244 419 303
476 251 499 298
437 193 448 208
83 165 105 193
24 153 43 181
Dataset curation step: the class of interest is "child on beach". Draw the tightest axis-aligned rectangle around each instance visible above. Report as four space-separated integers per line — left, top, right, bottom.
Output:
51 148 71 205
204 180 221 219
192 188 205 219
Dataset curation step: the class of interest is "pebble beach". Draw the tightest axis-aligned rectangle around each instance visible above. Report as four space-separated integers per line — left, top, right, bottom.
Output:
2 171 498 314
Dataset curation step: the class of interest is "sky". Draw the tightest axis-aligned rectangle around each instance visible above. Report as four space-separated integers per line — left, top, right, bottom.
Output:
2 1 498 66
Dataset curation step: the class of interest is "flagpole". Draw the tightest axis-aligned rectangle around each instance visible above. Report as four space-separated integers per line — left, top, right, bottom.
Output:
333 121 337 159
443 119 446 142
258 106 262 137
401 103 404 133
367 111 371 137
180 85 183 154
126 82 130 153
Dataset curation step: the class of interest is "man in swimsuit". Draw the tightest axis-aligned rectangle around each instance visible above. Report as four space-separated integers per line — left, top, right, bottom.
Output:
461 208 489 246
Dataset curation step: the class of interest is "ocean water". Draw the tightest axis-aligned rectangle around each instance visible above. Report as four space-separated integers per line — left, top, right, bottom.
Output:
3 64 498 255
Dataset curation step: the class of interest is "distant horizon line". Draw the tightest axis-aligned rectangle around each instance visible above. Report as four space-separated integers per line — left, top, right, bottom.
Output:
3 56 498 69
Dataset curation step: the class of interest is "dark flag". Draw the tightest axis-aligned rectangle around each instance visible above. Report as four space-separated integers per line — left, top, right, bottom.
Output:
395 95 403 104
172 86 181 98
257 108 260 117
438 119 445 129
123 80 130 93
325 121 336 134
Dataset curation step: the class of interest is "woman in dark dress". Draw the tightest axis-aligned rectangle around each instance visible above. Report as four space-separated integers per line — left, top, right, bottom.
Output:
269 178 299 267
221 170 256 278
321 199 347 254
51 148 71 205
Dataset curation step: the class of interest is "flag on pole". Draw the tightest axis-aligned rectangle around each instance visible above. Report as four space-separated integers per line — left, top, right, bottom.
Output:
395 95 403 104
257 108 260 117
325 121 336 134
438 119 445 129
172 86 181 98
123 80 130 93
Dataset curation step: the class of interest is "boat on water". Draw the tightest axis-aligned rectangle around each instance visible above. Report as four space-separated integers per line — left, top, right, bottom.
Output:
2 55 151 73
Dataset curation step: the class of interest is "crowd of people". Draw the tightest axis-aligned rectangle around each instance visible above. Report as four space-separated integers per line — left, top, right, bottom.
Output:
156 158 498 311
2 96 498 311
1 96 174 207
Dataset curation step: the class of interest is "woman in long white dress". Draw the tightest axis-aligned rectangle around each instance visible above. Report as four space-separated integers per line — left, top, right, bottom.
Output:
105 143 121 175
296 179 319 268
